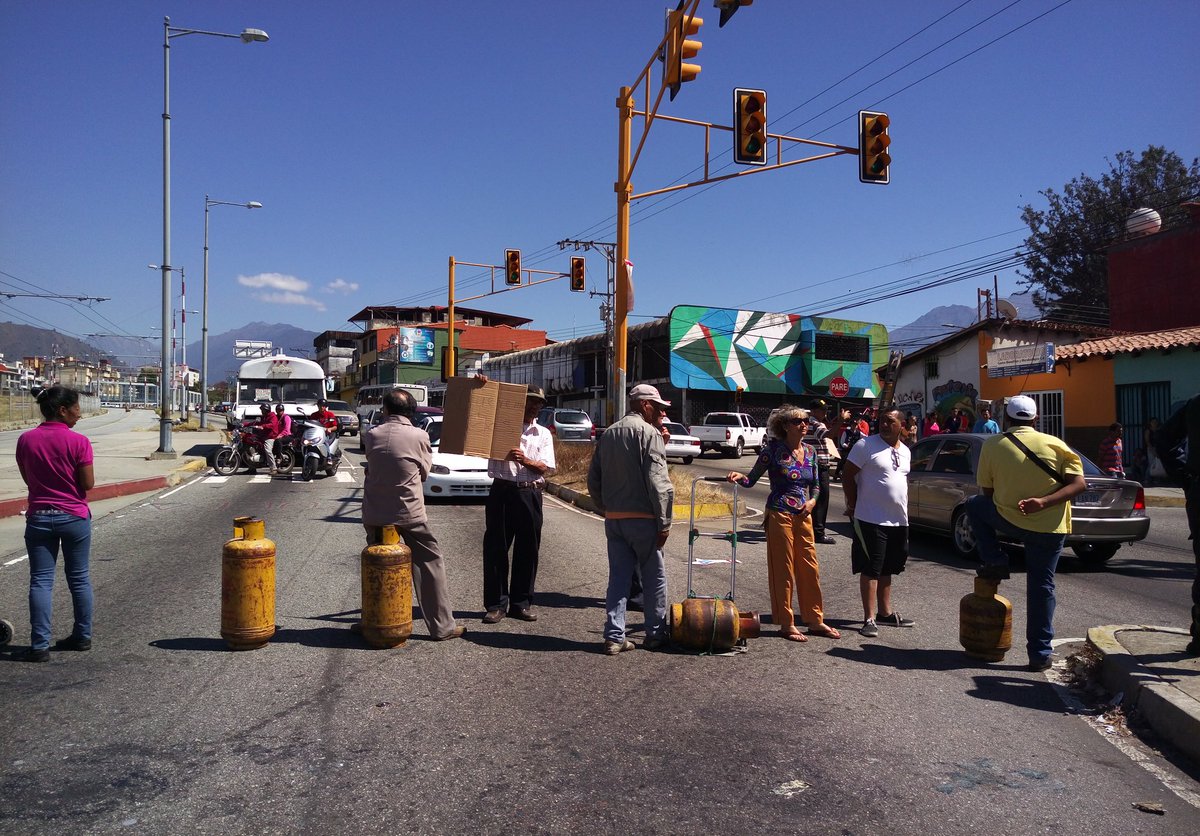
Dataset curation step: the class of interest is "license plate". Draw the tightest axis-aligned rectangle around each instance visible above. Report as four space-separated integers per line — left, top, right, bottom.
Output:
1075 490 1107 507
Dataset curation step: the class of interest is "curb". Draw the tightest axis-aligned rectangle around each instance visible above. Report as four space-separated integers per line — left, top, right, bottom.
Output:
1144 495 1187 508
0 459 209 519
1086 624 1200 764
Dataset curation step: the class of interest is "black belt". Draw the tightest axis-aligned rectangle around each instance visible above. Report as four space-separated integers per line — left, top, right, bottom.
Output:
494 479 542 490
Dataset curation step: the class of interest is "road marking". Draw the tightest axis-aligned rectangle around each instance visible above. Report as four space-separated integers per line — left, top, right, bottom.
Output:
249 474 273 483
1047 638 1200 810
335 471 354 482
3 555 28 567
204 475 230 484
158 473 203 499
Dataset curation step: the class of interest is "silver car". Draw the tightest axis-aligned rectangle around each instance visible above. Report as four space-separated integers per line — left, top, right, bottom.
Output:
663 421 701 465
537 407 595 443
906 433 1150 566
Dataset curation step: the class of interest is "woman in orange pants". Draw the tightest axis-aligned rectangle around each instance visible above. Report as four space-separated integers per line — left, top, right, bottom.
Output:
728 405 840 641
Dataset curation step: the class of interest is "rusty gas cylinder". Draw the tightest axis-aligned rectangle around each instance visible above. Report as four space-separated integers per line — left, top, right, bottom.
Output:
669 598 760 653
960 576 1013 662
220 516 276 650
360 525 413 648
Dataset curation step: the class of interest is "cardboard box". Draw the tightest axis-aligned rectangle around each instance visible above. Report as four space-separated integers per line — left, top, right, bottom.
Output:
439 377 527 459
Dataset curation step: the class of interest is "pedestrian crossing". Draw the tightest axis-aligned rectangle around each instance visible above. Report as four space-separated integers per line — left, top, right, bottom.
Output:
201 469 357 485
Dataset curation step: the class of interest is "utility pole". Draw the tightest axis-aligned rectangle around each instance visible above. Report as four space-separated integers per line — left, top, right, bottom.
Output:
558 239 616 423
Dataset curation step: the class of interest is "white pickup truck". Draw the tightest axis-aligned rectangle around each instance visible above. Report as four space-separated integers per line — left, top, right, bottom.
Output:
691 412 767 458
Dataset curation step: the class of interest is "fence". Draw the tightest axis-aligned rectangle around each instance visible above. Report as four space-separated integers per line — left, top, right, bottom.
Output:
0 392 102 428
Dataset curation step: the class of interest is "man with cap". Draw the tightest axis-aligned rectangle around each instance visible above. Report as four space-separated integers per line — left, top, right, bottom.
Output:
481 383 556 624
588 383 674 654
966 395 1086 672
804 398 836 544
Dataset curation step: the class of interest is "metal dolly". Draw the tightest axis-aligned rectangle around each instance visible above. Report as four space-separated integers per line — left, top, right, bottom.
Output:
685 476 741 601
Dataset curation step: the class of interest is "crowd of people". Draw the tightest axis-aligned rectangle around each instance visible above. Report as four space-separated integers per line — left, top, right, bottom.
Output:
15 382 1200 664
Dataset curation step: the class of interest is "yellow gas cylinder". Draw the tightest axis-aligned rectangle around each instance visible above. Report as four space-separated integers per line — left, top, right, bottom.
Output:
220 516 276 650
360 525 413 649
960 577 1013 662
669 598 761 653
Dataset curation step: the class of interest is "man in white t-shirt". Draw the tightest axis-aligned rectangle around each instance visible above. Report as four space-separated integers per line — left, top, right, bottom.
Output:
841 407 915 638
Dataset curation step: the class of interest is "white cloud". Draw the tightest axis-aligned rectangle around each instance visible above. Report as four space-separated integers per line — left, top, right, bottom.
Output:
323 278 359 295
237 272 309 292
252 290 327 312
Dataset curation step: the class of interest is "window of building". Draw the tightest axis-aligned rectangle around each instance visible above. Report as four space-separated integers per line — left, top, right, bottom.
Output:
1023 390 1064 439
925 358 939 379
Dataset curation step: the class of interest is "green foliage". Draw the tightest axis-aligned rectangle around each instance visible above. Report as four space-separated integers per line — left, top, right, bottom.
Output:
1018 146 1200 326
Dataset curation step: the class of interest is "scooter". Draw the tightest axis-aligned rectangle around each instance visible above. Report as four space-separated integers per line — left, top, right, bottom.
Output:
294 413 342 481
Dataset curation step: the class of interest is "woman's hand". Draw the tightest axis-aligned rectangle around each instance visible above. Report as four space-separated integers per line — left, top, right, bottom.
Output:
726 471 743 483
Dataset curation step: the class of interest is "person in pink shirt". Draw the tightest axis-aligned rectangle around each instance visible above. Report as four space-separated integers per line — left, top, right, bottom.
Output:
15 386 96 662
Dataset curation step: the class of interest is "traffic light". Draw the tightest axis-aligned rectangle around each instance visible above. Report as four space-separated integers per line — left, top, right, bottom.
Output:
440 345 456 381
734 88 767 166
715 0 753 28
569 257 585 292
663 4 703 101
859 110 891 184
504 249 521 286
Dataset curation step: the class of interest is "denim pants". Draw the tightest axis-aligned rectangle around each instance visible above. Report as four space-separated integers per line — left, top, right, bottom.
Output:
25 511 93 651
965 494 1063 664
603 519 668 643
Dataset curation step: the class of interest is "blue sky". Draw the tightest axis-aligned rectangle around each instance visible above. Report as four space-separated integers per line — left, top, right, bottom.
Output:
2 0 1197 355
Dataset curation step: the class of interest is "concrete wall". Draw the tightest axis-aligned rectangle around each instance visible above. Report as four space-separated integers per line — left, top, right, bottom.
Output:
1115 351 1200 412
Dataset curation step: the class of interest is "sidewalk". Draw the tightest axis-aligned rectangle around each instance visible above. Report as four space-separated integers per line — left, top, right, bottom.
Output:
0 410 219 523
1088 625 1200 764
1143 485 1187 507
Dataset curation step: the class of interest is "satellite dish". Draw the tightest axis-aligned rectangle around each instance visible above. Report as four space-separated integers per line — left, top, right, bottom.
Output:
1126 207 1162 237
996 299 1018 320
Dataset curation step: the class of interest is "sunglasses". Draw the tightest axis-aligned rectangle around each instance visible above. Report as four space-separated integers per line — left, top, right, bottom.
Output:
789 417 807 425
891 448 901 470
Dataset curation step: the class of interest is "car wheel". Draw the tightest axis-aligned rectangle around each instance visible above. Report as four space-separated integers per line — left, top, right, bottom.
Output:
732 438 744 458
1071 543 1119 565
682 456 693 465
213 448 239 475
951 508 977 559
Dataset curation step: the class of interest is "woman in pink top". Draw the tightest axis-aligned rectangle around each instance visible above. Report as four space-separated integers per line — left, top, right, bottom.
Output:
15 386 95 662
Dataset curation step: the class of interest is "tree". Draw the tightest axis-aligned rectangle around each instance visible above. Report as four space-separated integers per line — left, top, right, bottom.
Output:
1018 146 1200 326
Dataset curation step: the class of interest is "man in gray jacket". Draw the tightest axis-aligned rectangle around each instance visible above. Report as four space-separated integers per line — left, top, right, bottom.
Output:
587 383 674 654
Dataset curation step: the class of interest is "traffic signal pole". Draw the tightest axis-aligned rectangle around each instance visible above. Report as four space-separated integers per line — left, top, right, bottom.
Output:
615 85 634 419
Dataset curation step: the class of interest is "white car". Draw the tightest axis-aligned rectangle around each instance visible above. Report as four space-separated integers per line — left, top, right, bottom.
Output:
663 421 701 465
418 416 493 499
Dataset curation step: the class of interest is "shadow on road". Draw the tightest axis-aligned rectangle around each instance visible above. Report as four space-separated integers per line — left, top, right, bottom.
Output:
463 630 598 653
527 591 604 611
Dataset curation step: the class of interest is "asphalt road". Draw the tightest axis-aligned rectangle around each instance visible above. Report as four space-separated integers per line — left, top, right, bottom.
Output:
1 448 1198 834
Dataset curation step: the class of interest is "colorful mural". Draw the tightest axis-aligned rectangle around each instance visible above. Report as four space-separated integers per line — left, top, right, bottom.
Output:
931 379 979 421
668 305 888 396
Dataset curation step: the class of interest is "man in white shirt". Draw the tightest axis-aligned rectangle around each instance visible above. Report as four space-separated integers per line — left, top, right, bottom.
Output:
841 407 916 638
481 384 557 624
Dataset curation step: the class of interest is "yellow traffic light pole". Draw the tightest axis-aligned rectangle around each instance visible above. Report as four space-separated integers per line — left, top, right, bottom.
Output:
614 0 860 416
445 256 572 379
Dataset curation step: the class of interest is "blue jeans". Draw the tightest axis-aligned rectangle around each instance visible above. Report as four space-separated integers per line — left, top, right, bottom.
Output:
603 519 668 643
25 511 93 651
965 494 1063 664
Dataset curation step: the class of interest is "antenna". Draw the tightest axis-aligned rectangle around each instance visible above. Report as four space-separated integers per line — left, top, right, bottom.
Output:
996 299 1018 320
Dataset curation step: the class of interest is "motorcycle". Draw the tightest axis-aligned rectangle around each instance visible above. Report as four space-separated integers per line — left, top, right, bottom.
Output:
293 413 342 481
213 421 295 475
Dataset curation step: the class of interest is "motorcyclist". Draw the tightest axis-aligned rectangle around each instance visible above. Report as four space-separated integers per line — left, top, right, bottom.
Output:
272 404 292 469
253 403 278 474
311 399 339 433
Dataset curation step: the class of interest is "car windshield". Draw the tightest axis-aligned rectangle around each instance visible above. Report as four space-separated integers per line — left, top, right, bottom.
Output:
325 400 351 411
664 422 688 435
556 410 590 425
706 415 739 426
425 421 442 446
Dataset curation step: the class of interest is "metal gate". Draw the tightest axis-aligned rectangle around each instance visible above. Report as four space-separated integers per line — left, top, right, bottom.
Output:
1116 381 1172 464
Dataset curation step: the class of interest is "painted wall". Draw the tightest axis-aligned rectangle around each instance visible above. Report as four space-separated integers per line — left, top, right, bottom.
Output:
1115 351 1200 411
1108 220 1200 332
893 333 983 422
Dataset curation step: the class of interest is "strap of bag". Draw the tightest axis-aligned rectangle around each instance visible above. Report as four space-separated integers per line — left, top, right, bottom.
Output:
1002 431 1067 486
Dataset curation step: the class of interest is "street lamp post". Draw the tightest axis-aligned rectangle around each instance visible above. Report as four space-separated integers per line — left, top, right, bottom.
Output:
148 263 184 423
158 16 268 456
202 196 262 428
179 306 200 418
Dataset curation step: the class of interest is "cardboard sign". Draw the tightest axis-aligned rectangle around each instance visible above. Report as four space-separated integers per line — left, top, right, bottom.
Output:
439 377 527 459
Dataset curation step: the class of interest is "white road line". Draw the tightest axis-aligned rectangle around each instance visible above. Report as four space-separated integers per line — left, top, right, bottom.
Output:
158 473 203 499
3 555 29 567
334 471 354 482
203 475 230 484
1047 638 1200 810
249 474 273 484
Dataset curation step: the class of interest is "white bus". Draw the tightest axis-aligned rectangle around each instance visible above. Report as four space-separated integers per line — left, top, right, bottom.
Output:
230 351 329 424
353 382 429 423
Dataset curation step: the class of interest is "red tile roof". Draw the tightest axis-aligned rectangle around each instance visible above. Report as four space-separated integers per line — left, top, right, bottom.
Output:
426 322 548 352
1055 325 1200 359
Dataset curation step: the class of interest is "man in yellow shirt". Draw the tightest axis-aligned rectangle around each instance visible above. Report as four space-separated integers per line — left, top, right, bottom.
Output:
966 395 1086 671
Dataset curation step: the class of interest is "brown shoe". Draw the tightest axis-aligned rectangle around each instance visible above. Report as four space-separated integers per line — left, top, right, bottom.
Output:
435 626 466 641
508 607 538 622
482 609 505 624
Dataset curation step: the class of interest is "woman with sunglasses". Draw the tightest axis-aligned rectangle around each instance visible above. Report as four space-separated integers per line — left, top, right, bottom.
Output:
727 405 840 642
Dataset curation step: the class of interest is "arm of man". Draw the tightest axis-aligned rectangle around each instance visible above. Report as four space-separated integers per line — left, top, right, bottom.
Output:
586 442 605 512
644 432 673 547
1018 473 1087 515
840 460 860 517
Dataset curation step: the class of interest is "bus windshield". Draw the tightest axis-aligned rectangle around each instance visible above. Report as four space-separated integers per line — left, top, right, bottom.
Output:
237 377 325 405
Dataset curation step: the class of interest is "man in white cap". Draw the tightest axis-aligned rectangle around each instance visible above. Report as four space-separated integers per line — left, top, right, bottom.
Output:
966 394 1086 672
587 383 674 654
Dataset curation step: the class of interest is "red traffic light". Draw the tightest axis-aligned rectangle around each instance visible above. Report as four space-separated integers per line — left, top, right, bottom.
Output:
504 249 522 285
570 257 585 292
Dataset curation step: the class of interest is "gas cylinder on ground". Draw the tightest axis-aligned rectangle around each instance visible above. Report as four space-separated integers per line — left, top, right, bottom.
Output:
669 598 760 653
220 516 276 650
959 577 1012 661
360 525 413 648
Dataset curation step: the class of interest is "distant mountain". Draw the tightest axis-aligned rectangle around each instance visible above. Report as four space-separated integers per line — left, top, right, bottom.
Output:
185 322 321 385
0 321 114 366
887 292 1043 354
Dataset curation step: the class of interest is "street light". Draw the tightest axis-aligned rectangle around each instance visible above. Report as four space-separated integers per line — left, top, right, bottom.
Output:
148 264 184 422
202 196 262 428
159 16 269 456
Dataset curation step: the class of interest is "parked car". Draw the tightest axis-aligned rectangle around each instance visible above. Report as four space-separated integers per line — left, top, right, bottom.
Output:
417 416 492 499
905 433 1150 566
692 412 767 457
537 407 595 442
323 399 359 436
663 421 701 465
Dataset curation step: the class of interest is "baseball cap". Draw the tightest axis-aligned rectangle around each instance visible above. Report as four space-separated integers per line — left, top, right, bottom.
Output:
1006 395 1038 420
629 383 671 407
808 397 829 410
